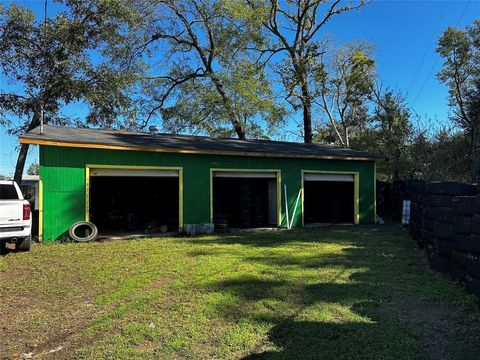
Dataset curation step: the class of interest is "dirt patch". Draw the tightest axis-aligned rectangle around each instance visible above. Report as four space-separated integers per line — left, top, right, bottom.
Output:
0 294 101 359
380 297 480 360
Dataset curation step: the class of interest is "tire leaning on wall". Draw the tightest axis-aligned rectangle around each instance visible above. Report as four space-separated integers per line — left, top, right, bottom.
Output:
68 221 99 242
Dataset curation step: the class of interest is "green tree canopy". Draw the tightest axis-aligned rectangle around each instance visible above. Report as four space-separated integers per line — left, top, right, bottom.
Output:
87 0 287 139
0 2 138 183
437 19 480 182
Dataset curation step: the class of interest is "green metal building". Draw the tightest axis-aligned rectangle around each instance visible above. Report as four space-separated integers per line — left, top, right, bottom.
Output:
21 126 384 242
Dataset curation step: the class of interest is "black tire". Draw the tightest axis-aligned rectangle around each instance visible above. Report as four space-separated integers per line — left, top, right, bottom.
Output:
453 234 480 254
425 207 453 223
452 196 477 216
450 267 467 282
424 207 436 220
422 230 434 246
432 221 453 240
406 180 426 194
474 196 480 213
424 195 453 208
465 253 480 278
472 214 480 235
465 275 480 297
426 182 477 196
410 193 424 204
433 238 452 256
424 218 435 232
68 221 98 242
452 249 470 269
436 207 454 224
452 215 472 235
16 235 31 252
428 253 451 273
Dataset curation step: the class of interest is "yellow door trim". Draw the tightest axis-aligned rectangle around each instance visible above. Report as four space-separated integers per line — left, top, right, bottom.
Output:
178 169 184 231
277 171 282 227
209 168 282 227
301 171 305 227
301 170 360 225
38 178 43 241
85 167 90 221
85 165 184 230
85 164 183 171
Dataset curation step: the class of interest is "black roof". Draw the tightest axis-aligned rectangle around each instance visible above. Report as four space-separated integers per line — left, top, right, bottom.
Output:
21 125 385 161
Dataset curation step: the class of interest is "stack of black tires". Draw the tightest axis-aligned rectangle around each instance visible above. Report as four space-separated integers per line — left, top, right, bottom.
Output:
408 180 426 248
452 196 480 296
407 180 480 297
391 180 407 222
423 182 469 274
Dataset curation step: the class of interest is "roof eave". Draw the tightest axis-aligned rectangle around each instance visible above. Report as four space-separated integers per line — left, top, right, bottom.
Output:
20 137 385 162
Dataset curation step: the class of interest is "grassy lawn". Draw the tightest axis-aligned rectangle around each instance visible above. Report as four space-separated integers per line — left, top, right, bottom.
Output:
1 225 480 359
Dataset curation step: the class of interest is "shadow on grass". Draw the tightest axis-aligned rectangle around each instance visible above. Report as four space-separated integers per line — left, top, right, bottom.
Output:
212 277 289 301
195 225 480 359
242 320 395 360
187 225 391 248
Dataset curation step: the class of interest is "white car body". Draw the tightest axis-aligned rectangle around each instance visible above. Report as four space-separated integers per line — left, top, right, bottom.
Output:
0 180 32 246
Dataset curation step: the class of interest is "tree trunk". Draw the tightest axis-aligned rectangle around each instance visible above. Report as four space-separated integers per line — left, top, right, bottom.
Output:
393 148 401 181
233 122 246 140
14 144 30 184
472 122 480 185
13 111 40 184
301 83 313 143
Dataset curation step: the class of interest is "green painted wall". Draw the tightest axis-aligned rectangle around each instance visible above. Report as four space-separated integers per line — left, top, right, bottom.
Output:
39 145 376 242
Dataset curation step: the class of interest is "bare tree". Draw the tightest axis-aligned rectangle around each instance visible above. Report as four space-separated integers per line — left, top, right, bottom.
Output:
315 41 375 147
248 0 368 143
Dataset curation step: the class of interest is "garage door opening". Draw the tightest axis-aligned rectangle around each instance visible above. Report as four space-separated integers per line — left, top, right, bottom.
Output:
303 173 355 224
212 171 278 229
88 168 180 234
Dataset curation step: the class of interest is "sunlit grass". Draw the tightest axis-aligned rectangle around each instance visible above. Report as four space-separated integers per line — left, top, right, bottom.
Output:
1 226 478 359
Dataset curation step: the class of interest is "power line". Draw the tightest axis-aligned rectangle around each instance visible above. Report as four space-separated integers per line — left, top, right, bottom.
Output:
411 0 471 106
454 0 472 27
406 0 447 96
411 58 441 105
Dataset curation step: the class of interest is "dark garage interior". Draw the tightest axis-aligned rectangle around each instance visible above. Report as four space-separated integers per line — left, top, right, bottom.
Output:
89 176 179 233
304 180 354 224
213 177 277 229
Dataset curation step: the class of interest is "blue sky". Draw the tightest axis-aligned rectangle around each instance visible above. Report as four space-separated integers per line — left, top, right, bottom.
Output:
1 0 479 177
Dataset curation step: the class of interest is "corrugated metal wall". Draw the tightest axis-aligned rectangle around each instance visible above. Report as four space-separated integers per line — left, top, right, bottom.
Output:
40 145 375 241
